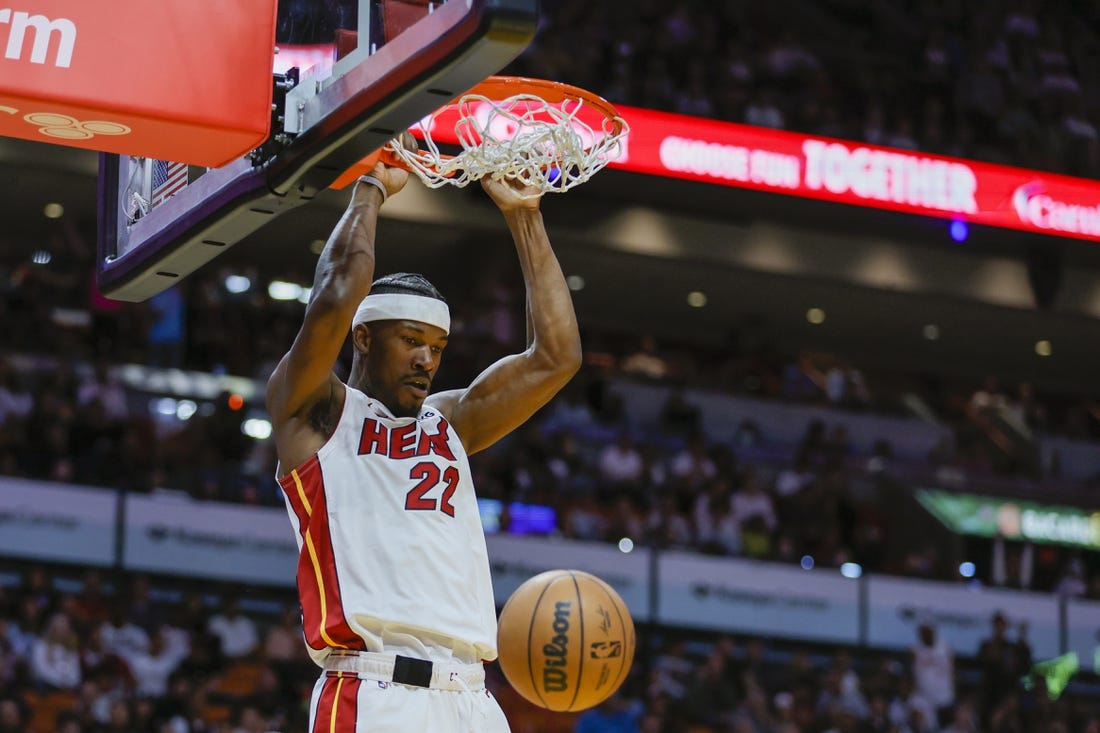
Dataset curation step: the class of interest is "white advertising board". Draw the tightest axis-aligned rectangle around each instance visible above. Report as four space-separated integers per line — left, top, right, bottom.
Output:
656 551 860 643
123 493 297 586
867 576 1060 659
0 478 116 566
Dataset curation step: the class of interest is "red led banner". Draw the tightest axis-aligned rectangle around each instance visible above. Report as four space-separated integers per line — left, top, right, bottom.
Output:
429 102 1100 242
607 105 1100 242
309 51 1100 242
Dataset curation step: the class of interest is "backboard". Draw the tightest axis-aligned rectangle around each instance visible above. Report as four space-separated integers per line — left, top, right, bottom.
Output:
0 1 279 167
97 0 538 302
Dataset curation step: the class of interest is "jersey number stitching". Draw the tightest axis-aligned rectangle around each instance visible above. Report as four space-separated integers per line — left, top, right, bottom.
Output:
405 462 458 517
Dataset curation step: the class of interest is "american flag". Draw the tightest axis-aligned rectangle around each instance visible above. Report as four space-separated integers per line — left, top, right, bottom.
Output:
150 160 188 207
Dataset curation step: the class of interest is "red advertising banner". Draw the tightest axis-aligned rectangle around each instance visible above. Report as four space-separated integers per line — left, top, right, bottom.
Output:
0 1 277 167
330 79 1100 243
608 105 1100 243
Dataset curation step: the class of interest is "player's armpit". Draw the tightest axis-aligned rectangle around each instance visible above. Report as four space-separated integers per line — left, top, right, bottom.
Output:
437 348 579 455
268 370 345 474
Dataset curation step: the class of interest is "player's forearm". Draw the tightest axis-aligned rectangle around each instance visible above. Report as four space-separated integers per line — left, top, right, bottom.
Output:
309 182 384 308
504 208 582 373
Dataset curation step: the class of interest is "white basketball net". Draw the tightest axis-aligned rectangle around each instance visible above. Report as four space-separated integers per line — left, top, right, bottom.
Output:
386 92 629 198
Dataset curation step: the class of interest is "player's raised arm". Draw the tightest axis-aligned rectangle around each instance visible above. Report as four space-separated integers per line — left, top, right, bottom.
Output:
429 177 582 454
265 156 411 440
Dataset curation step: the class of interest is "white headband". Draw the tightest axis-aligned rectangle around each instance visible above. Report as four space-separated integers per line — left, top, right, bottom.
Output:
352 293 451 334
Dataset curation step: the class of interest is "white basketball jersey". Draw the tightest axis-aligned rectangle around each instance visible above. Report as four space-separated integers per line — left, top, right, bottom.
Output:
278 386 498 665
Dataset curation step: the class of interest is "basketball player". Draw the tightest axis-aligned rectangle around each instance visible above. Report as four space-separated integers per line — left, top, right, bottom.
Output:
265 135 581 732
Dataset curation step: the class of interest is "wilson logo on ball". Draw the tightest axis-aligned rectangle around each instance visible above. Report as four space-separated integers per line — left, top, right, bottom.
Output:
589 640 622 659
542 601 571 692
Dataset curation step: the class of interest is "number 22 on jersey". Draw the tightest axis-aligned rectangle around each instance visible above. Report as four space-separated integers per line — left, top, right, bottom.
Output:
405 462 458 517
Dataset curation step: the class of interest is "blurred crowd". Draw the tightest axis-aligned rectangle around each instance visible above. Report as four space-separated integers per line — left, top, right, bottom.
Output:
0 564 1095 733
0 567 318 733
571 611 1097 733
2 248 1100 594
504 0 1100 179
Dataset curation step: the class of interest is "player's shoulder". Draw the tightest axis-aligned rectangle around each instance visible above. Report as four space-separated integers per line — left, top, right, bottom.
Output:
423 389 463 422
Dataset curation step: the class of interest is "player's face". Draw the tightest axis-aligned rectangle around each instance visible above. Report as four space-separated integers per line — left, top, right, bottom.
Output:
365 320 448 417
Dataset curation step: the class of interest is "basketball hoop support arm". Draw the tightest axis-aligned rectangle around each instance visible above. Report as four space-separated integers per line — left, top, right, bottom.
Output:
97 0 537 302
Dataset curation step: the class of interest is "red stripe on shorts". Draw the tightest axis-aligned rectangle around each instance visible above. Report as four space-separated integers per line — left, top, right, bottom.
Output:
312 674 361 733
311 675 338 733
335 674 361 733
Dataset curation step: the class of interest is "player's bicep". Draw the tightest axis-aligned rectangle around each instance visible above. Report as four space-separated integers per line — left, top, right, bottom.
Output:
441 352 575 455
265 298 352 422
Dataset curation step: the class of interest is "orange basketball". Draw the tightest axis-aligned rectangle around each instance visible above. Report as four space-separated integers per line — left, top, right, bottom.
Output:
496 569 635 712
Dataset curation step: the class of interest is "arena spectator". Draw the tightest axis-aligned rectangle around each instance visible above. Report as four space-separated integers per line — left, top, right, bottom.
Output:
977 612 1033 723
597 433 646 494
775 455 816 499
120 626 188 698
668 436 718 490
620 334 673 381
53 709 82 733
682 650 739 728
694 479 743 556
262 605 305 664
69 571 110 631
730 470 778 534
2 602 35 663
745 88 786 129
911 616 956 725
732 418 763 451
889 672 939 733
815 661 868 726
19 567 56 618
101 699 137 733
943 699 981 733
99 601 149 659
75 359 129 422
539 382 597 435
30 612 81 690
1054 557 1089 598
733 680 774 731
646 493 694 549
206 596 259 660
606 496 647 544
563 494 609 541
232 702 275 733
544 430 589 494
649 639 692 702
0 696 27 733
0 360 32 428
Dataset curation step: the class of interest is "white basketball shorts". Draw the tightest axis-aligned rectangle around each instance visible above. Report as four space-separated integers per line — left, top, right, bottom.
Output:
307 669 512 733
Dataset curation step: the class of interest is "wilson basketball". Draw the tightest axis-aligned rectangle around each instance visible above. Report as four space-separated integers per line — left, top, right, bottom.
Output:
496 569 635 712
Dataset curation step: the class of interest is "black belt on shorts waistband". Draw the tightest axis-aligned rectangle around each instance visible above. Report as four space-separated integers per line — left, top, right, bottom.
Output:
324 651 485 691
392 654 434 688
